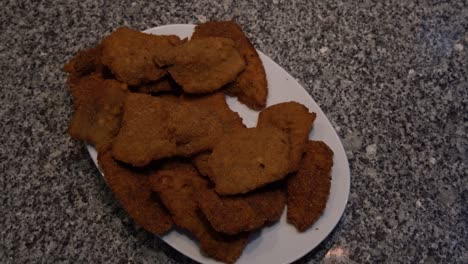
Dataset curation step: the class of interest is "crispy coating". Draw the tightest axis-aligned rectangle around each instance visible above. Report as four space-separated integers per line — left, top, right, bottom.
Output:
111 94 177 166
258 102 316 173
198 189 260 234
97 149 173 235
197 229 248 264
247 182 286 224
111 93 224 166
134 76 180 95
64 45 106 89
64 46 101 75
64 45 103 78
182 93 246 177
161 37 246 94
180 93 245 133
287 141 333 232
198 183 285 235
149 163 248 264
192 152 212 177
101 27 182 86
67 74 128 148
208 127 290 195
192 21 268 110
170 101 224 156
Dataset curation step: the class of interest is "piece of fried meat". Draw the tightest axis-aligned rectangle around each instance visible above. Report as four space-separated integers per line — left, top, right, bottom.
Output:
97 149 173 235
198 183 285 235
258 102 316 173
287 141 333 232
208 127 290 195
67 74 128 149
111 93 224 166
133 76 180 95
160 37 245 94
180 93 245 133
192 21 268 110
149 163 248 264
111 93 177 166
247 182 286 224
101 27 182 86
182 93 245 177
64 45 103 86
170 99 225 156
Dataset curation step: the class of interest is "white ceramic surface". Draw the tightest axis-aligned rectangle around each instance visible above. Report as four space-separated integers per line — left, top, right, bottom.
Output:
86 24 350 264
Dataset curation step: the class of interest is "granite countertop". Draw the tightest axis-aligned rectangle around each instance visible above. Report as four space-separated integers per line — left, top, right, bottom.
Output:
1 0 467 263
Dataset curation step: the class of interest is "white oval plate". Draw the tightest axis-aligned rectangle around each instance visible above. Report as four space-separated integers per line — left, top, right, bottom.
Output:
86 24 350 264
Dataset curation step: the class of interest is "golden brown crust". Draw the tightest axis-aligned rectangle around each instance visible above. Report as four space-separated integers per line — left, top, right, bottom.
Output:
101 27 181 86
247 182 286 224
180 93 245 133
67 74 128 148
208 127 290 195
111 94 178 166
198 229 248 264
64 45 106 89
192 21 268 109
64 45 103 77
198 183 285 235
192 152 212 177
149 163 248 263
183 93 245 176
258 102 316 173
111 94 224 166
97 149 173 235
182 93 245 177
287 141 333 232
162 37 246 94
172 100 225 156
198 189 261 234
133 76 179 94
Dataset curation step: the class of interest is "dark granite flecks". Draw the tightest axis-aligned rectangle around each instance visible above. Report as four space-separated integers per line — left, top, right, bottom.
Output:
1 0 467 263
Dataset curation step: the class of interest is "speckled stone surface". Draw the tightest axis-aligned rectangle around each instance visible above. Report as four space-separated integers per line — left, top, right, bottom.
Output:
1 0 467 263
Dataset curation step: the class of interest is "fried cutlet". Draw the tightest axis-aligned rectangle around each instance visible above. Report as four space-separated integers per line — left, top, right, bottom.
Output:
208 127 290 195
67 74 128 149
111 93 177 166
198 183 285 235
181 93 246 177
287 141 333 232
247 182 286 224
192 152 212 177
97 149 173 235
258 102 316 173
133 76 180 95
170 100 224 156
160 37 245 94
198 189 260 234
111 93 224 166
149 163 248 263
101 27 182 86
192 21 268 110
180 93 245 133
64 45 103 82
